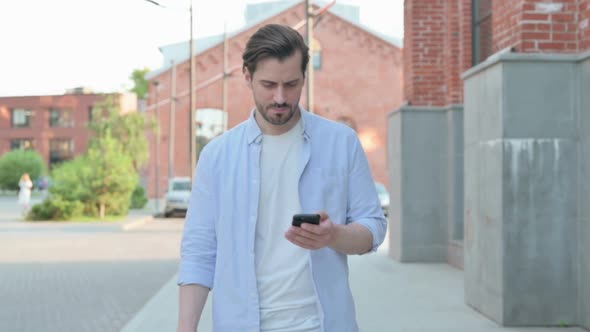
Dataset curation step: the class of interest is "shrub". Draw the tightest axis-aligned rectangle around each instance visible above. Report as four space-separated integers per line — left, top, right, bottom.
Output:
27 197 84 221
130 185 148 209
0 150 46 191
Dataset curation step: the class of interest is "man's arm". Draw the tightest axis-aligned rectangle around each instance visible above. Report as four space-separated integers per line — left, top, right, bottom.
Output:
285 212 374 255
177 284 209 332
329 222 373 255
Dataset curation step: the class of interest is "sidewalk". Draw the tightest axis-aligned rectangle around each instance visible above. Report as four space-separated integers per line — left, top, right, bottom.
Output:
120 236 586 332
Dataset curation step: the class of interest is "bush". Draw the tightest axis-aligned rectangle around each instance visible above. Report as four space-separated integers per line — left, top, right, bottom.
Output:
130 185 148 209
0 150 46 191
27 197 84 221
49 134 137 218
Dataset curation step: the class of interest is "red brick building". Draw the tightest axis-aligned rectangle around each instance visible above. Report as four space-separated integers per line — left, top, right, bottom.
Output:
144 0 404 198
0 92 137 168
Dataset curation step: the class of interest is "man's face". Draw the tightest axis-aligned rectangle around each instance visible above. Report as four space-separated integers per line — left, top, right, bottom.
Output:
244 51 305 132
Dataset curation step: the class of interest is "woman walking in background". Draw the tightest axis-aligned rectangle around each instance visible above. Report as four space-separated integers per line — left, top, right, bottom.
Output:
18 173 33 216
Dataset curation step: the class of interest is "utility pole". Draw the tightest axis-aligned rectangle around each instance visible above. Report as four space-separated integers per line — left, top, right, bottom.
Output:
189 0 196 181
153 81 161 213
305 0 315 113
223 22 229 132
169 60 176 180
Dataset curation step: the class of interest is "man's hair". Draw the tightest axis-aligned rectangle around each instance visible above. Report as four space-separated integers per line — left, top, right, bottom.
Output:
242 24 310 76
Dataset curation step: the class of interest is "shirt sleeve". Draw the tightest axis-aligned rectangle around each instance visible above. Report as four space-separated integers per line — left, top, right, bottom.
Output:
178 144 217 288
346 134 388 253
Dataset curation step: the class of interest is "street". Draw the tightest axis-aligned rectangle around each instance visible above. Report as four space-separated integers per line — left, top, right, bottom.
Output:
0 196 183 332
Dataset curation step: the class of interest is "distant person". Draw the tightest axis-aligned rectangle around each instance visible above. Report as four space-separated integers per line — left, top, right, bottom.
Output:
18 173 33 216
177 24 387 332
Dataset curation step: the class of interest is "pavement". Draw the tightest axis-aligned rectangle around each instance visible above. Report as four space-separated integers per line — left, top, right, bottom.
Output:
120 231 588 332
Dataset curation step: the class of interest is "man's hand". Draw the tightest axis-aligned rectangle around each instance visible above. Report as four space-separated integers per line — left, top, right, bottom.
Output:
285 211 335 250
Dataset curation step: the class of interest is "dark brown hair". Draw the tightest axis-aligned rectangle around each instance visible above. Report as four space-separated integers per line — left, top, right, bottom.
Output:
242 24 310 76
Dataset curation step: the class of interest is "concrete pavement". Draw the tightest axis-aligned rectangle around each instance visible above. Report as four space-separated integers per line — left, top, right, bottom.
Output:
120 235 587 332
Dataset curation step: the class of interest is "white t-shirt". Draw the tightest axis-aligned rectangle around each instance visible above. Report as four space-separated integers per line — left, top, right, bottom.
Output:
255 119 322 332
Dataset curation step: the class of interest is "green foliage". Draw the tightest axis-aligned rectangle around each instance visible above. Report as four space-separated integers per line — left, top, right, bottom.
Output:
0 150 46 191
88 97 156 172
48 133 138 218
130 185 148 209
27 197 84 221
129 67 150 99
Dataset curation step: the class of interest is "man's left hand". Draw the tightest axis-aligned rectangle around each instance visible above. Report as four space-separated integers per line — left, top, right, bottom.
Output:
285 211 336 250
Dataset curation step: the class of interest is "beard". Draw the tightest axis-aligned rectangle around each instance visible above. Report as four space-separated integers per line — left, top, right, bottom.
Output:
256 102 298 126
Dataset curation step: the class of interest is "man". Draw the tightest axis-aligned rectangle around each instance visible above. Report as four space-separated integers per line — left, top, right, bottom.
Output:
178 24 387 332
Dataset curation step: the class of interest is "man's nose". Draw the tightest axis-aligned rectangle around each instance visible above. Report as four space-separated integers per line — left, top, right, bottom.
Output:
273 86 286 104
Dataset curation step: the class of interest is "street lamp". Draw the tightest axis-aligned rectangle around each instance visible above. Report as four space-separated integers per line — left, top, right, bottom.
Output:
145 0 196 183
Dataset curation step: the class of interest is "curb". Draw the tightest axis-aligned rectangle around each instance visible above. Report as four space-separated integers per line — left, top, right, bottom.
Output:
120 215 155 231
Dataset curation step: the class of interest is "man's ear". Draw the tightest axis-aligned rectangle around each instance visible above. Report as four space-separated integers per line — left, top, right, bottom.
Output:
243 67 253 88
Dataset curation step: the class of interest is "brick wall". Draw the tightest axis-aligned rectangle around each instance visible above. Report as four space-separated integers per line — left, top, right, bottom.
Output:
404 0 446 106
489 0 589 54
581 0 590 50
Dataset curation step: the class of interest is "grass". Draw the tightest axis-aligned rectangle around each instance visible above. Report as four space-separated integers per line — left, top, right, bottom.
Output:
73 215 126 222
26 214 127 223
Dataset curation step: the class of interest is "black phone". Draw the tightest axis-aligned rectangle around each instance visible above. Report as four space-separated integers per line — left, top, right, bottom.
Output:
292 213 321 227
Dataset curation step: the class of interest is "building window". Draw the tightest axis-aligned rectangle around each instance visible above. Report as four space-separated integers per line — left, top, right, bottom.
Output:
11 138 35 150
313 51 322 70
49 139 74 166
311 37 322 70
472 0 493 65
11 108 33 128
50 109 74 127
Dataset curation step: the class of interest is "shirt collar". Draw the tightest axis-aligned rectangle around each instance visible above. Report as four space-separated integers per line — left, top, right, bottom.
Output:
246 105 312 145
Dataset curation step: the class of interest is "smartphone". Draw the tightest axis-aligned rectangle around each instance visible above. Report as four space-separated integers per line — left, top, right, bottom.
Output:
292 213 321 227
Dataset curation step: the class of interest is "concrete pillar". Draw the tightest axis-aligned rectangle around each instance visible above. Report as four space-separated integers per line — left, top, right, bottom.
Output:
463 53 587 326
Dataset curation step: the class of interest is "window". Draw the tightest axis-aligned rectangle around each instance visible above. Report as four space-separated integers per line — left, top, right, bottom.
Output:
49 139 74 166
472 0 493 65
49 109 74 127
11 138 35 150
311 38 322 70
313 50 322 70
12 108 33 128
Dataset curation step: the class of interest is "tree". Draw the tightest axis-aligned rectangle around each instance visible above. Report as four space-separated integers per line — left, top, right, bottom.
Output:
88 97 157 172
129 67 150 100
49 133 137 218
0 150 46 191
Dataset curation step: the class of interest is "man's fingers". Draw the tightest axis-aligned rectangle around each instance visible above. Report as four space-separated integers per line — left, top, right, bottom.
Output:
316 211 329 221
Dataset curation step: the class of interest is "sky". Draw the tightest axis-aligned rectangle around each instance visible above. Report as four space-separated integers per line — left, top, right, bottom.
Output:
0 0 403 97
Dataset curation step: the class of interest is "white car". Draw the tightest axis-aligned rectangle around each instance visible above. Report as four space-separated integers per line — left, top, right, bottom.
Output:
375 182 390 217
164 177 192 217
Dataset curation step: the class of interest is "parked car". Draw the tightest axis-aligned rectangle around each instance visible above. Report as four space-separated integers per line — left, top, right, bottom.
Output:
375 182 390 217
164 177 191 217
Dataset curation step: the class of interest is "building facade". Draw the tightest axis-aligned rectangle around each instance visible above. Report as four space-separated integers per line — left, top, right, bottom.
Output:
0 92 137 168
391 0 589 328
144 0 404 199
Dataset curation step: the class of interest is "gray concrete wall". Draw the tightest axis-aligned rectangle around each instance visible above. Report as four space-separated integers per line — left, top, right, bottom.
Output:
387 107 463 263
463 63 505 323
463 53 584 327
579 56 590 330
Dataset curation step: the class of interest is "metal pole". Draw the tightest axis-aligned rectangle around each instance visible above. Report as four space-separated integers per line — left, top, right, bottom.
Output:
154 81 161 213
223 22 229 132
189 0 196 181
169 60 176 179
306 0 315 113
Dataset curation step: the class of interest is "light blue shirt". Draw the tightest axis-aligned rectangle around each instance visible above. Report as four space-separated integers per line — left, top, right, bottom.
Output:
179 108 387 332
